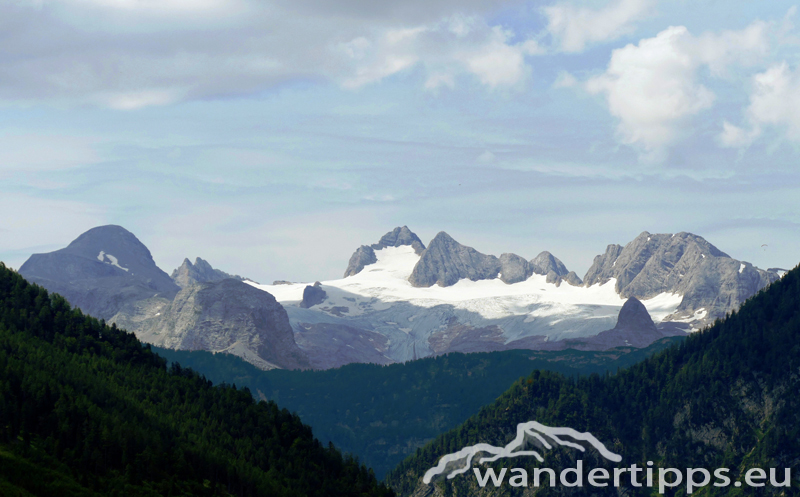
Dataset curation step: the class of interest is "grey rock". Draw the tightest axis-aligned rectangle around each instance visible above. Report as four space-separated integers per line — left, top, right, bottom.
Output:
564 271 583 286
300 281 327 308
373 226 426 255
343 226 425 277
272 280 294 285
545 270 562 286
408 232 502 287
582 244 624 286
171 257 245 288
18 225 180 320
506 297 685 352
615 296 657 332
343 246 377 277
530 251 570 276
498 253 533 284
293 322 392 369
577 297 682 349
582 231 779 321
141 279 310 370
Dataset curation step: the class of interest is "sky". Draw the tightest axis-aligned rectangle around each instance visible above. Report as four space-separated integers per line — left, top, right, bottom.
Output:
1 0 800 283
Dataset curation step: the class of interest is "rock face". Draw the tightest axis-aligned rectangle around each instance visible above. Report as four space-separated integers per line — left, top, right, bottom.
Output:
408 232 578 288
293 323 392 369
344 226 425 277
583 231 780 321
498 253 533 284
530 251 569 276
409 232 503 287
374 226 426 254
343 246 378 277
583 297 664 349
171 257 245 288
505 297 685 352
564 271 583 286
141 279 310 370
18 225 180 320
530 251 574 287
299 282 327 308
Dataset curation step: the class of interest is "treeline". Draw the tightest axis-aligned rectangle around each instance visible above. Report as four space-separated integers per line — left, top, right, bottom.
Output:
154 334 681 480
0 263 394 496
386 265 800 496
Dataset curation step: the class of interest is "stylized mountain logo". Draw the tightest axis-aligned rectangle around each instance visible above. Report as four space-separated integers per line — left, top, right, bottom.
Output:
423 421 622 484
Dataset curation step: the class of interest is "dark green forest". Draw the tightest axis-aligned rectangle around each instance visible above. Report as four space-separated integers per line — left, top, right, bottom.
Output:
387 265 800 496
0 263 393 497
154 339 681 480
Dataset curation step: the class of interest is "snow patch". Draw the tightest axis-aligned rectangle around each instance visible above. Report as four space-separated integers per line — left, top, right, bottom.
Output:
739 263 746 274
249 245 683 321
97 251 129 272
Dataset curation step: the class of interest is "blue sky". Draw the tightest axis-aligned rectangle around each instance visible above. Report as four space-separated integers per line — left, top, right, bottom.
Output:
1 0 799 282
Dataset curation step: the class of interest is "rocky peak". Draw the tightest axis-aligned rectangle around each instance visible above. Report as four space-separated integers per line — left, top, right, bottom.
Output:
343 246 378 278
614 297 657 332
171 257 245 288
374 226 426 255
344 226 426 277
300 281 327 308
498 253 533 284
582 231 778 322
530 251 569 277
18 225 179 319
408 232 502 287
142 279 310 370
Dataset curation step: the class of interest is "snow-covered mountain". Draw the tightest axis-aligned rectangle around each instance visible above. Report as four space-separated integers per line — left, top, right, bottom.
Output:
16 224 782 371
248 227 781 367
18 226 308 371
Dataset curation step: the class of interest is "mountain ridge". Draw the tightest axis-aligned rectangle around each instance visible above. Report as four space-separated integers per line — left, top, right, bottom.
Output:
386 263 800 495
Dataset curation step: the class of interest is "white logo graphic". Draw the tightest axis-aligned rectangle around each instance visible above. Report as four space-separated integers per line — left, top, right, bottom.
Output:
423 421 622 484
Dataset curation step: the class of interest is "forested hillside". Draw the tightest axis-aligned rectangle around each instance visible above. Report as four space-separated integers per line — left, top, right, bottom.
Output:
0 263 393 496
387 266 800 496
155 338 681 479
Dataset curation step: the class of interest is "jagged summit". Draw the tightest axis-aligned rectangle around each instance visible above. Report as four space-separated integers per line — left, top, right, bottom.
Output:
409 231 503 287
530 251 568 276
19 225 179 319
375 226 425 254
171 257 245 288
614 296 657 332
407 231 578 288
139 278 310 370
344 226 426 277
582 231 779 321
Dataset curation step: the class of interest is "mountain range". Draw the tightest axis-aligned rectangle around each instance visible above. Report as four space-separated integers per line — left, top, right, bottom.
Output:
386 262 800 496
18 225 782 370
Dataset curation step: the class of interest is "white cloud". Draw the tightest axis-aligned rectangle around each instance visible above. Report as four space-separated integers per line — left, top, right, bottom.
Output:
458 28 542 88
692 21 770 76
544 0 653 53
720 62 800 147
586 22 769 160
0 0 530 108
718 121 758 148
552 71 578 88
335 17 542 91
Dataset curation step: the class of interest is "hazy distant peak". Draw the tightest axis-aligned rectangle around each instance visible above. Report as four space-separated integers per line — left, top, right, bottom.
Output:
171 257 245 288
372 226 425 255
344 226 425 277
